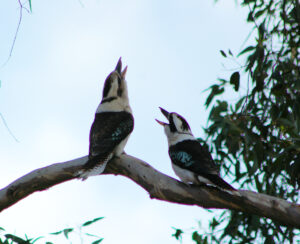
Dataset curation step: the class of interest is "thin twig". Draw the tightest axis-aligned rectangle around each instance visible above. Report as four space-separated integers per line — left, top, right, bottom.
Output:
0 113 19 142
2 0 24 67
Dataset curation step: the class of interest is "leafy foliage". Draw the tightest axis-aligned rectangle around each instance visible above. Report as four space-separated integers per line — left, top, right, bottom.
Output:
205 0 300 242
0 217 104 244
175 0 300 243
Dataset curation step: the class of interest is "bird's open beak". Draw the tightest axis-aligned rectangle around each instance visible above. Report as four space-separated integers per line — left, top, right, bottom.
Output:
155 107 170 126
155 119 168 126
115 57 122 74
159 107 170 119
115 57 127 79
121 65 128 79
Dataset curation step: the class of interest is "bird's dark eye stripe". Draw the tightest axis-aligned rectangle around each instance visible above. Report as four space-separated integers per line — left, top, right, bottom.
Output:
169 115 177 132
117 87 123 96
117 77 123 96
103 77 112 98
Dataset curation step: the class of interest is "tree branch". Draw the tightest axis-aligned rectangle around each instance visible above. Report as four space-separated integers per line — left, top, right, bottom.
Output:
0 154 299 228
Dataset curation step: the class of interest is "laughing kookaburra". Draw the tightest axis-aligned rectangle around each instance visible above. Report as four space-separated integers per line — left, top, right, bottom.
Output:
156 107 236 191
77 58 134 180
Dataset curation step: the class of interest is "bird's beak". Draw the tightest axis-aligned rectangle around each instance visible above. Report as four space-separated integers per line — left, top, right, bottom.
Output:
115 57 122 74
159 107 170 120
155 119 168 126
121 65 128 79
156 107 170 126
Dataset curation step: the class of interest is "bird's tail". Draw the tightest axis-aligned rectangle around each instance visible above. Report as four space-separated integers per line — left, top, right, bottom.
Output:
76 157 108 181
202 174 241 196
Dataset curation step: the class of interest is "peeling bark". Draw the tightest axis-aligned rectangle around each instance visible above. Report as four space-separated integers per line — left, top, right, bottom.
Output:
0 154 299 228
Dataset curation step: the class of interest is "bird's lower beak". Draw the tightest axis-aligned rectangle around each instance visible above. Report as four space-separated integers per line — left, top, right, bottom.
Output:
115 57 122 74
155 119 168 126
121 66 128 79
159 107 170 119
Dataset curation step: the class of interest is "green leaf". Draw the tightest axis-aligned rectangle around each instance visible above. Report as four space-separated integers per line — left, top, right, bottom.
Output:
254 174 262 192
85 233 100 238
220 50 227 58
172 228 183 240
4 234 28 243
63 228 74 239
247 11 254 22
235 159 241 180
255 9 266 18
210 218 220 231
92 238 104 244
32 236 44 243
228 49 233 56
50 230 63 235
28 0 32 12
238 46 255 57
82 217 104 227
2 239 10 244
217 78 227 84
192 231 206 244
205 85 225 107
235 96 245 111
230 72 240 91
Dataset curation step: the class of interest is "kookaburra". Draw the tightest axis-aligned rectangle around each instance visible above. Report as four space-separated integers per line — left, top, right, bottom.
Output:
77 58 134 180
156 107 236 191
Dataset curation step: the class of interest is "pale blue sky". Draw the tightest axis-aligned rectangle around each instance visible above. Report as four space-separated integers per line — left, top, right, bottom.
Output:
0 0 252 243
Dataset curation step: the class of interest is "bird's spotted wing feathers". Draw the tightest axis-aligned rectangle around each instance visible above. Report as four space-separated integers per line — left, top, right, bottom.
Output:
169 140 235 190
169 140 218 175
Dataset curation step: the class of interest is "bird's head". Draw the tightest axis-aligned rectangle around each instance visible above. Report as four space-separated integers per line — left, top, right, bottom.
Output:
102 57 129 103
156 107 194 145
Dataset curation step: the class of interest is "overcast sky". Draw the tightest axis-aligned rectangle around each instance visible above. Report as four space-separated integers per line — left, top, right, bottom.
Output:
0 0 253 243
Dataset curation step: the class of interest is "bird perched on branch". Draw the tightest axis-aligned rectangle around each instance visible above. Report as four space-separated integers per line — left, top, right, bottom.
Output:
77 58 134 180
156 107 236 192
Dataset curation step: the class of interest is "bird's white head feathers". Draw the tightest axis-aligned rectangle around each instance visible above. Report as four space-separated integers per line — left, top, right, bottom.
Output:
96 58 132 113
156 107 195 146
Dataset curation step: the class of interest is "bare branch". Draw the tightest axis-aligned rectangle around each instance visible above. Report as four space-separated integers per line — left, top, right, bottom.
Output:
0 154 299 228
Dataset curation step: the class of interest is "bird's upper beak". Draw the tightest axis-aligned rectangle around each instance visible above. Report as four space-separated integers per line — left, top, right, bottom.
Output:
115 57 122 74
159 107 170 119
155 107 170 126
115 57 128 80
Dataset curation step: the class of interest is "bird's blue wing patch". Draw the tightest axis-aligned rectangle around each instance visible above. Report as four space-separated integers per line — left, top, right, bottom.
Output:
169 151 194 168
111 119 133 140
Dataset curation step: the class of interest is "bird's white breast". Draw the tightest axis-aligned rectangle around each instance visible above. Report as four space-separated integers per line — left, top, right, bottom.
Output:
167 133 195 147
172 164 196 184
113 135 130 156
172 164 214 185
96 97 132 113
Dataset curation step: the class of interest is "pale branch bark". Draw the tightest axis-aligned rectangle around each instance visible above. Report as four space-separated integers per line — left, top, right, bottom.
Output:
0 154 299 228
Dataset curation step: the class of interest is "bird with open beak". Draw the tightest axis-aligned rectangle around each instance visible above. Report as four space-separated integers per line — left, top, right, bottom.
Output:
156 107 236 191
77 58 134 180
